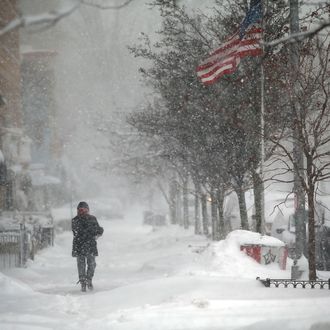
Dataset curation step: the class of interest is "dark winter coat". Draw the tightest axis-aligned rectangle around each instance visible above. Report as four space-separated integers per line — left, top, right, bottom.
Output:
72 214 104 257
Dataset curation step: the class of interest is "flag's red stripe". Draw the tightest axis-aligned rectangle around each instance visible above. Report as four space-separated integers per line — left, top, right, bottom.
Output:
202 62 239 85
197 54 237 76
200 37 261 68
238 48 263 58
197 39 239 70
199 47 262 85
197 33 261 71
209 27 262 57
197 48 238 71
210 37 240 57
200 57 240 82
196 23 263 84
198 58 236 79
197 41 261 74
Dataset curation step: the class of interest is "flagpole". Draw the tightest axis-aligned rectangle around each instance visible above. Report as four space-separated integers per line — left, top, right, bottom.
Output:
259 0 266 235
260 60 265 235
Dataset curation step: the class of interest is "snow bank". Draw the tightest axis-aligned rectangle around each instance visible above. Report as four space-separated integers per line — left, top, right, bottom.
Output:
0 271 34 295
226 230 285 247
205 230 288 278
2 220 330 330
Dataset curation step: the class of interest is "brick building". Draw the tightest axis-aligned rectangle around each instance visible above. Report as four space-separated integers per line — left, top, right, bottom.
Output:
0 0 22 128
0 0 32 211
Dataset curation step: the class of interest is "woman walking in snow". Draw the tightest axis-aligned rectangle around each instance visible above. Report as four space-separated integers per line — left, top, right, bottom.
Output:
72 201 104 292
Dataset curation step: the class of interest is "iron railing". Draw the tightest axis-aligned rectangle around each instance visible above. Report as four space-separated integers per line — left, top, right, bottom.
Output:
257 277 330 289
0 215 54 270
0 230 20 268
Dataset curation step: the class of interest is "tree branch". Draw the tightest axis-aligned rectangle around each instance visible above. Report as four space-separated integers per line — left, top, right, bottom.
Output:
0 1 80 37
0 0 135 37
264 20 330 49
81 0 134 10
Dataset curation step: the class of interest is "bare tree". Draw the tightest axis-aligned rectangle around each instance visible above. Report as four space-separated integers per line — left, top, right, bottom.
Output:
269 37 330 280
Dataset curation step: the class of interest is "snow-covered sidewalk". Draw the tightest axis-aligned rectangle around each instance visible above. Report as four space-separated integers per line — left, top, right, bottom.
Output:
1 213 330 330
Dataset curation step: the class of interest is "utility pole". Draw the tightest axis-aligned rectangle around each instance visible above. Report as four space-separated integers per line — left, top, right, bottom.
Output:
289 0 306 277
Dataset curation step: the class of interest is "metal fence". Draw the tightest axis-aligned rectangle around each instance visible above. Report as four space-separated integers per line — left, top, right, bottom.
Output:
0 231 20 269
0 221 54 270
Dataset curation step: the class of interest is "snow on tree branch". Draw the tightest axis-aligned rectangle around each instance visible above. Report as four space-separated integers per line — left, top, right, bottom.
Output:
265 19 330 48
0 0 134 37
0 2 80 37
81 0 134 10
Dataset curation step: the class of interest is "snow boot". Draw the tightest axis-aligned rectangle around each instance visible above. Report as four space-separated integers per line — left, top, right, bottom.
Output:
81 280 87 292
87 278 93 291
77 278 87 292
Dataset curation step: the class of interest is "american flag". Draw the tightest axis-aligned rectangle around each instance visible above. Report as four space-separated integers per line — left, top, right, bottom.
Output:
197 0 262 85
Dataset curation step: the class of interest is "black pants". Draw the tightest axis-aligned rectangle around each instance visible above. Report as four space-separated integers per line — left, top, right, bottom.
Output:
77 255 96 281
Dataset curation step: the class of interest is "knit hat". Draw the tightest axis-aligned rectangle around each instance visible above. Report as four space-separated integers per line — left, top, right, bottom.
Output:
77 201 89 209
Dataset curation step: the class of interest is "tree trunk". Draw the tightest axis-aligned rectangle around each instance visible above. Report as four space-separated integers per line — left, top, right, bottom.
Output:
252 169 263 233
307 187 316 280
176 182 183 226
201 193 209 236
183 173 189 229
307 157 316 280
216 188 226 239
237 188 249 230
193 180 202 235
169 176 177 224
210 188 219 240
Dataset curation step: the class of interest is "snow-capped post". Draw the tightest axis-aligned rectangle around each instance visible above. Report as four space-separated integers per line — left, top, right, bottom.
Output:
289 0 308 279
